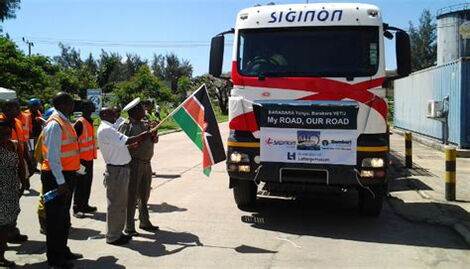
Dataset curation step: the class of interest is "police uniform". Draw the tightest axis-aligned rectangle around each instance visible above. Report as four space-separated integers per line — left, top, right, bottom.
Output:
119 99 157 233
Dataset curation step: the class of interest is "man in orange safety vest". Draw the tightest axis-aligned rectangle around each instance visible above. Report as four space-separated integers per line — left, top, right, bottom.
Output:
72 100 98 217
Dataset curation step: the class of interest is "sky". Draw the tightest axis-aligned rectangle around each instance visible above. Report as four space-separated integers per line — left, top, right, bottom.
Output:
1 0 460 76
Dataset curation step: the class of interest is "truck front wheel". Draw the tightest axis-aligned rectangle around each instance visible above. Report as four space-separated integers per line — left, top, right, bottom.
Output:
358 186 385 216
233 178 257 208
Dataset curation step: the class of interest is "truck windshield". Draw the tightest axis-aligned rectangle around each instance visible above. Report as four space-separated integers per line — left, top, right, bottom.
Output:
237 26 379 78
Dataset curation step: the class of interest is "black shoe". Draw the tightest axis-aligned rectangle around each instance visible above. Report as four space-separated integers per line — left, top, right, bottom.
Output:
64 252 83 260
139 224 159 231
107 234 131 246
7 233 28 243
48 259 74 269
125 230 140 237
81 206 97 213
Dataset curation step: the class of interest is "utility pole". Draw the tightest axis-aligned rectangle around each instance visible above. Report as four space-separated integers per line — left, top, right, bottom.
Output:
22 37 34 56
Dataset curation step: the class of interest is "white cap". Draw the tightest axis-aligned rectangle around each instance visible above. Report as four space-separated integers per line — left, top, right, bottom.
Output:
123 97 141 112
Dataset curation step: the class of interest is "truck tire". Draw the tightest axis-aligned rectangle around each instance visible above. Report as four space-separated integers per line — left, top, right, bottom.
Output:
358 186 384 217
233 179 257 208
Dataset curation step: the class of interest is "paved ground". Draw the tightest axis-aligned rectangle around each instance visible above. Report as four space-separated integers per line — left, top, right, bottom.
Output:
6 123 470 268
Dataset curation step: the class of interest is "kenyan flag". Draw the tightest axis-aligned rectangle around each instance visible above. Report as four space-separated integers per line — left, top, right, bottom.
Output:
172 85 226 176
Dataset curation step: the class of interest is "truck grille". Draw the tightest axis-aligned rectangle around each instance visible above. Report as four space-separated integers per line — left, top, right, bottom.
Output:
280 168 329 184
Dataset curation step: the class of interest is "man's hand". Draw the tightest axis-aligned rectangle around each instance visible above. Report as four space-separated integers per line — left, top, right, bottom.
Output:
127 131 152 145
128 142 139 149
149 121 159 129
152 130 159 143
57 183 70 196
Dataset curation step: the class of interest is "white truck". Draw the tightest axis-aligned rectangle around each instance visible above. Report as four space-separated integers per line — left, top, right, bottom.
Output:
209 3 411 216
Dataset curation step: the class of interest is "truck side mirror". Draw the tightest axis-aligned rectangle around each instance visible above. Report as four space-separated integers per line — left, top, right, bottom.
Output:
396 31 411 77
209 35 225 77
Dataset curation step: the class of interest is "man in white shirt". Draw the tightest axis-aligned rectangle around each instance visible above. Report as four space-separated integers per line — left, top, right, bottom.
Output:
112 106 126 129
97 107 151 245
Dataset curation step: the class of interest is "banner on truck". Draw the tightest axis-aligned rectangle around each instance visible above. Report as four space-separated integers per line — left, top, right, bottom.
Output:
258 102 358 165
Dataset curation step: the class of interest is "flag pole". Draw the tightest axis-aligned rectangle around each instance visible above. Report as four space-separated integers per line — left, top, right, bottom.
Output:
150 84 206 133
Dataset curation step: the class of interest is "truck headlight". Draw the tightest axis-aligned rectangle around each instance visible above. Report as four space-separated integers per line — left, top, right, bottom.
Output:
361 158 384 168
230 152 250 163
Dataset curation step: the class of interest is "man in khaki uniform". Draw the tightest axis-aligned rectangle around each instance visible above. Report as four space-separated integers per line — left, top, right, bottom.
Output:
119 98 159 236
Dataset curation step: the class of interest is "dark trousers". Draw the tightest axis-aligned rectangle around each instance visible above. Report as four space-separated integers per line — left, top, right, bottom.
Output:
125 160 152 231
41 170 76 263
73 160 93 212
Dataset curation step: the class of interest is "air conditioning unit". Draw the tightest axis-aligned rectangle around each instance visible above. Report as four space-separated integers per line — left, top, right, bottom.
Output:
426 100 443 119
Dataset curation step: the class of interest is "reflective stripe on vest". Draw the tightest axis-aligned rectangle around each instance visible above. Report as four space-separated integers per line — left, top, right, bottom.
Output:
20 112 32 140
77 117 97 161
41 113 80 171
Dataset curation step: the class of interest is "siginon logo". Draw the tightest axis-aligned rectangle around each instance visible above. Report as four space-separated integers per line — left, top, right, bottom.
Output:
265 137 296 147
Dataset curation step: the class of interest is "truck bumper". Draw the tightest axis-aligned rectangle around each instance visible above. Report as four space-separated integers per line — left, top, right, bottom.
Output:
226 132 389 188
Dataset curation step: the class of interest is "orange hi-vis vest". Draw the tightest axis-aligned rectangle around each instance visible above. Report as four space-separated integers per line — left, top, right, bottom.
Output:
0 113 25 142
19 111 32 140
77 117 97 161
41 113 80 171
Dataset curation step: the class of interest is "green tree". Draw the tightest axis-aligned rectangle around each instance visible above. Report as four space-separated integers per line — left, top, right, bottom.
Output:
84 53 98 75
0 37 57 102
122 53 148 80
176 75 191 102
151 53 193 93
409 9 437 71
192 74 231 115
97 50 123 92
53 43 83 69
51 43 97 98
114 65 173 106
0 0 21 32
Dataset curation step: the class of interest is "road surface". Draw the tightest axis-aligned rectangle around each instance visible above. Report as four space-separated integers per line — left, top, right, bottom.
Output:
10 122 470 268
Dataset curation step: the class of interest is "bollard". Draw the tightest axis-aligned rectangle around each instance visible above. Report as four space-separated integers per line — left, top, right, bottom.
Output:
405 132 412 168
445 147 457 201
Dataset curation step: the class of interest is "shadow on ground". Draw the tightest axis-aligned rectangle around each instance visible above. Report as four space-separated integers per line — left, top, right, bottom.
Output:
238 150 469 250
148 202 187 213
389 150 436 178
20 255 125 269
10 240 46 256
69 227 102 240
153 174 181 179
82 211 107 222
241 195 468 250
119 229 202 257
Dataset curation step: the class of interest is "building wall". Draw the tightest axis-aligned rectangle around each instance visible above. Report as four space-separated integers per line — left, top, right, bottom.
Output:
394 59 469 148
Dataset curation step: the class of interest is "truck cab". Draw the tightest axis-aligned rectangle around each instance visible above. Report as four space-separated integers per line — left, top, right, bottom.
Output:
209 3 410 216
